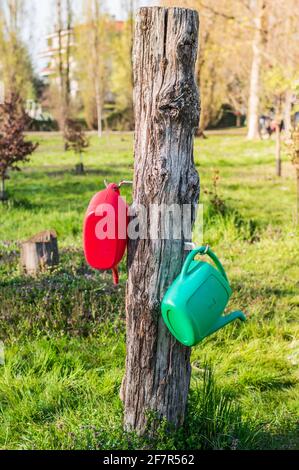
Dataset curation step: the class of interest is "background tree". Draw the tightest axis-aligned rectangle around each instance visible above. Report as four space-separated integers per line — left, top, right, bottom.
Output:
75 0 108 136
263 0 299 137
0 93 38 201
161 0 251 134
47 0 74 134
287 126 299 225
64 119 89 174
245 0 268 140
0 0 34 99
161 0 299 139
255 0 299 173
196 3 228 135
262 66 287 176
110 2 134 130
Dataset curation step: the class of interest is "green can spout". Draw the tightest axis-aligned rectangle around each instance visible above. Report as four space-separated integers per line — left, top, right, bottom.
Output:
207 311 247 337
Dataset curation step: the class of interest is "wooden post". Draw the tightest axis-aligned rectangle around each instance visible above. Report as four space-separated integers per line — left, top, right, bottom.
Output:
21 230 59 276
122 7 200 434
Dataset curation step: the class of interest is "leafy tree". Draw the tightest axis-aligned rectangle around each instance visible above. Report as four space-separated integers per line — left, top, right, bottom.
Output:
55 0 73 133
161 0 299 140
262 0 299 136
0 0 34 99
75 0 109 136
161 0 251 135
110 14 134 130
0 93 38 200
64 119 89 174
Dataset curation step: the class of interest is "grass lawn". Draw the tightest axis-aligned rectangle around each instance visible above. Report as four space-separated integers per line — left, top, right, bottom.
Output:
0 132 298 450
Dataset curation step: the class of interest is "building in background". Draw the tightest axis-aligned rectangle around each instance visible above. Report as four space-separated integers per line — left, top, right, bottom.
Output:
39 29 79 99
39 19 124 103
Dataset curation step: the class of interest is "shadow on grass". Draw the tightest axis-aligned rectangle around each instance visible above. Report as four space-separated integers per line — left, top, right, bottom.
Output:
233 283 296 299
0 197 39 210
22 164 132 179
241 376 298 392
6 172 133 211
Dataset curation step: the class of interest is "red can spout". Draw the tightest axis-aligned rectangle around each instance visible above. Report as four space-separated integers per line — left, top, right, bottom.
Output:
112 267 119 285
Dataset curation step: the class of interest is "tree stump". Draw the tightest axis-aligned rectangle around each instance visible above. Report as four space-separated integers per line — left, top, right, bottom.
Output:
122 7 200 434
21 230 59 276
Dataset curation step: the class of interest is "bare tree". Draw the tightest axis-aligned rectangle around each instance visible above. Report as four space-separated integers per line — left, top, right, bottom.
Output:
122 7 200 435
92 0 103 138
161 0 251 135
65 0 72 109
55 0 73 133
75 0 108 136
56 0 66 129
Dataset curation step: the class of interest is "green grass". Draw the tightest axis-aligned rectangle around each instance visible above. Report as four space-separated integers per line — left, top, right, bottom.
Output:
0 132 298 450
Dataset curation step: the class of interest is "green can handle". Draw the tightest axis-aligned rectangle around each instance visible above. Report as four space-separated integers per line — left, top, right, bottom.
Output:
181 245 229 283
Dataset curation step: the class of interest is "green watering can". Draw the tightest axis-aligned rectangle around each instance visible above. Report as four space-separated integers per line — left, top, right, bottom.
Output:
162 246 246 347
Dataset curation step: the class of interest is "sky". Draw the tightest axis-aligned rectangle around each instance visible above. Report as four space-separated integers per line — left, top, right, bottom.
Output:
28 0 157 72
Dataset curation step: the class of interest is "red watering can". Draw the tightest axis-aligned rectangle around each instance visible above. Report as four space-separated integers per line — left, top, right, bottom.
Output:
83 181 131 285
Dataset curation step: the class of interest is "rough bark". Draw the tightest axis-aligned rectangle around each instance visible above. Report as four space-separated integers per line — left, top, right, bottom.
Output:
122 7 200 435
21 230 59 276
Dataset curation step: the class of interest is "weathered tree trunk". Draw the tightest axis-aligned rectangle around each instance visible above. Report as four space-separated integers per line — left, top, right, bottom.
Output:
21 230 59 276
247 0 267 140
122 7 200 435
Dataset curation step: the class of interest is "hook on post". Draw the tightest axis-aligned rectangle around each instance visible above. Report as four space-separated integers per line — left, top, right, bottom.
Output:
104 180 133 190
118 180 133 189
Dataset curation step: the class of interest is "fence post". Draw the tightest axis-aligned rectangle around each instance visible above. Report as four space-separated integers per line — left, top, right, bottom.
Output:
122 6 200 434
